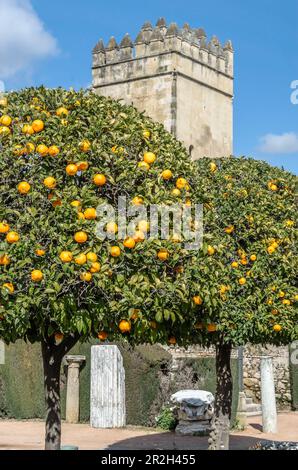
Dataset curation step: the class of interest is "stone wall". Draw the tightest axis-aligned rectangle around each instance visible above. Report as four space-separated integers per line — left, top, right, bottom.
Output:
243 345 291 409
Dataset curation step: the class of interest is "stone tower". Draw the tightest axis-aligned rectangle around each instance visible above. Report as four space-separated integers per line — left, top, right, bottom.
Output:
92 19 234 159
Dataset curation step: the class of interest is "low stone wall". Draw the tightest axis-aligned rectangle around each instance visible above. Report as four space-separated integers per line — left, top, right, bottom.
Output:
243 345 291 409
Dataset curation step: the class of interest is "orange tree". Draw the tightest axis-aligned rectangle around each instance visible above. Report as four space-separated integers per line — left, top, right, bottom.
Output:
0 87 297 450
189 157 297 449
0 87 196 449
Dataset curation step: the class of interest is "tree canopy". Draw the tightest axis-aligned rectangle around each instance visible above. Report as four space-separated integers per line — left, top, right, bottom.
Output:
0 87 297 349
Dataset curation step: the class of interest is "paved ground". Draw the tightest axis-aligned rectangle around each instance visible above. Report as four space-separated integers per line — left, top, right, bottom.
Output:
0 412 297 450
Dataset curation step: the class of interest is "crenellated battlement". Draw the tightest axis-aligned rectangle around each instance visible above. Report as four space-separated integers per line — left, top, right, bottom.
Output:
92 18 234 159
92 18 234 78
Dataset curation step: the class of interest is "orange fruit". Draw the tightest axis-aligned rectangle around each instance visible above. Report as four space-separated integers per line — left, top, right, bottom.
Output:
133 230 145 243
270 184 278 191
71 200 81 208
32 119 44 133
0 97 8 107
172 233 182 243
176 178 187 190
161 169 173 180
138 220 149 232
210 162 217 172
56 107 69 116
207 245 215 256
31 270 43 282
35 249 45 257
74 231 88 244
26 142 35 153
0 222 10 233
18 181 31 194
98 331 108 341
240 258 248 265
106 222 118 233
3 282 14 293
43 177 56 189
14 145 24 156
239 277 246 286
36 144 49 156
54 332 64 344
75 253 87 265
272 309 279 315
93 174 107 186
132 196 143 205
77 161 89 171
6 231 19 244
224 225 234 234
80 272 92 282
59 251 73 263
231 261 238 268
0 254 10 265
48 145 60 157
267 245 275 255
66 164 78 176
123 237 136 249
185 198 191 207
0 125 11 135
279 291 285 298
172 188 181 197
131 309 140 320
282 299 291 306
250 254 257 262
168 336 177 345
90 262 101 273
84 208 97 220
207 323 217 332
157 249 169 261
193 295 203 305
119 319 131 333
273 324 282 332
79 140 91 152
143 152 156 164
142 130 151 139
110 246 121 257
138 161 150 171
174 265 184 274
294 295 298 302
87 252 98 262
0 115 12 126
22 124 34 135
78 212 85 220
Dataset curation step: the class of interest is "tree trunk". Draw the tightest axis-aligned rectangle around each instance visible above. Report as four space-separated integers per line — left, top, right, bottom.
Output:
208 342 233 450
41 334 79 450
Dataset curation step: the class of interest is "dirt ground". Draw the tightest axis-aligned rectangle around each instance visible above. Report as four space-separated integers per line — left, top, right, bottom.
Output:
0 412 297 450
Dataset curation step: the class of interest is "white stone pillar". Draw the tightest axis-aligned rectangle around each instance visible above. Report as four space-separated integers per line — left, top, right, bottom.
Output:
0 340 5 364
90 345 126 428
260 356 277 433
65 355 86 424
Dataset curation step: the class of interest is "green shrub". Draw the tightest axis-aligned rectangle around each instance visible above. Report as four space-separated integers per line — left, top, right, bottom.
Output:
155 406 177 431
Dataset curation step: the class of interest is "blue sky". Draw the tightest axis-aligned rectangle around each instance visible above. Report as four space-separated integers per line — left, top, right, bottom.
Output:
0 0 297 174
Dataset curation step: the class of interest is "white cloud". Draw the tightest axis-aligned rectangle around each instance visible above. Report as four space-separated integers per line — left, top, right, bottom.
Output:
259 132 298 154
0 0 58 80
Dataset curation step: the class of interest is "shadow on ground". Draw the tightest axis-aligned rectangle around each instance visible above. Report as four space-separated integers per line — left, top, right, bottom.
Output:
104 431 276 450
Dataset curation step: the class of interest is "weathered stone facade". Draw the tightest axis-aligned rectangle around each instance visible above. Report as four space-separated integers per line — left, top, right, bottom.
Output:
243 345 291 409
92 19 234 159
